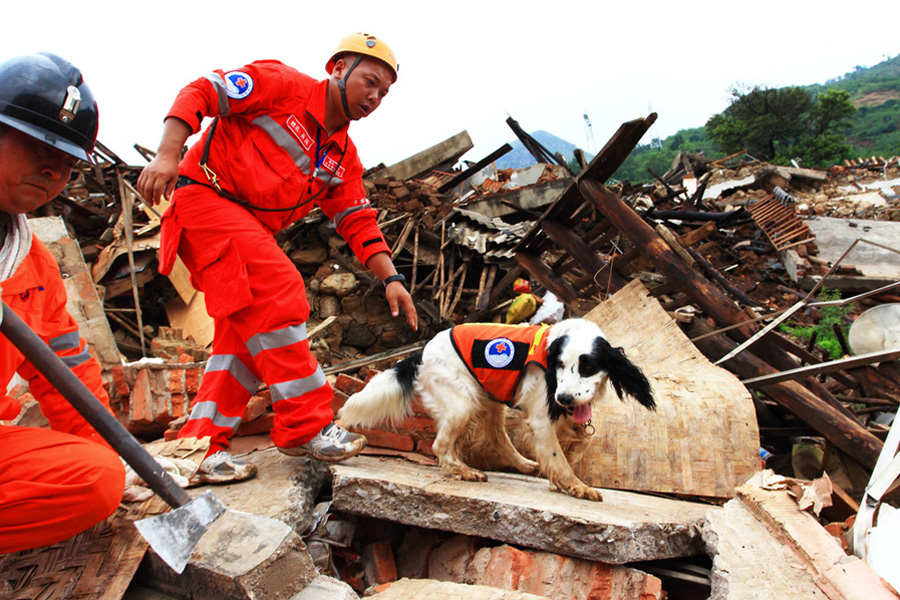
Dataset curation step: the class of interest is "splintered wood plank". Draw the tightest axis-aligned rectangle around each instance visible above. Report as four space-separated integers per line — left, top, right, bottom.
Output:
577 279 760 498
735 484 899 600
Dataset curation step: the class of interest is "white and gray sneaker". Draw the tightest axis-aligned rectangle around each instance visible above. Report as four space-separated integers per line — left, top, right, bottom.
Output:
192 451 258 485
278 422 366 462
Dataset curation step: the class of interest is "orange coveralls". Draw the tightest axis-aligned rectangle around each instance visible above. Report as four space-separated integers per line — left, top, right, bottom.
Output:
1 237 125 553
160 61 391 454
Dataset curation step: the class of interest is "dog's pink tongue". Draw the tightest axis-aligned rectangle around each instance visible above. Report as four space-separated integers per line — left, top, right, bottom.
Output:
573 404 592 424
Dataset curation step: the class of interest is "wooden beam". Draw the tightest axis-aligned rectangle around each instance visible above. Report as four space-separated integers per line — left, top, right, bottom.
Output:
690 321 883 471
742 349 900 388
372 131 473 181
515 252 578 305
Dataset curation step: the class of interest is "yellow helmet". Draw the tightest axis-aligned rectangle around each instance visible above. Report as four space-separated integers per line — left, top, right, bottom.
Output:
326 33 398 82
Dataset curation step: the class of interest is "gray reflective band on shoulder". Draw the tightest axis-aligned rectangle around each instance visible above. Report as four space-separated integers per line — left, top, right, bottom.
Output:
246 323 308 358
49 331 80 352
333 202 369 230
204 73 231 117
252 115 310 171
186 400 242 432
270 366 328 403
205 354 262 395
59 347 91 368
316 170 343 188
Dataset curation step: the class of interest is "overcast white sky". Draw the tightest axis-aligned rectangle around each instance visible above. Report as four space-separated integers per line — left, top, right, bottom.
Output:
5 1 899 169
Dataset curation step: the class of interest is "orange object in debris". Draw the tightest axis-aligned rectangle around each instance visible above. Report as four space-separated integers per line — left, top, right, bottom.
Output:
512 278 532 294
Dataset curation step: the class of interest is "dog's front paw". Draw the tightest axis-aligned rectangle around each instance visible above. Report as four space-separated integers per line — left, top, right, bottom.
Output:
568 485 603 502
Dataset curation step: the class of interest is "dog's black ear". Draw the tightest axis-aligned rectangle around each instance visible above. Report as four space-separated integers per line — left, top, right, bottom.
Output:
544 336 568 421
594 338 656 410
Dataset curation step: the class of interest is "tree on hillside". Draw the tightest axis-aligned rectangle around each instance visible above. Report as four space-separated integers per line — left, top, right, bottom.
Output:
706 85 811 160
706 85 856 167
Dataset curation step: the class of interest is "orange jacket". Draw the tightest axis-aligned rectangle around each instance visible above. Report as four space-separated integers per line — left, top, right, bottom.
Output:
166 60 389 268
449 323 550 404
1 237 112 446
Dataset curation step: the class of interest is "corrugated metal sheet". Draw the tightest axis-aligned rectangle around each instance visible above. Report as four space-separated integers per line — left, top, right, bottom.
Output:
446 208 533 259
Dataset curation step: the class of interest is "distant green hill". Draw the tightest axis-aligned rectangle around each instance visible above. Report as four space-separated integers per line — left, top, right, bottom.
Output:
612 54 900 183
809 54 900 157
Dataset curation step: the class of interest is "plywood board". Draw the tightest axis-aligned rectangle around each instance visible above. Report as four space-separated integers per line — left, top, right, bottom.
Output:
167 256 197 305
165 291 214 348
575 279 759 498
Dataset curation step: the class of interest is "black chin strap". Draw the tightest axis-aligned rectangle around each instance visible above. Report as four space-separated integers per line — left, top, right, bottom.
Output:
337 55 363 119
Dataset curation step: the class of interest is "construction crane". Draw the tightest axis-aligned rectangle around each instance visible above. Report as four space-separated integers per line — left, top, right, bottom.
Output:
583 113 596 153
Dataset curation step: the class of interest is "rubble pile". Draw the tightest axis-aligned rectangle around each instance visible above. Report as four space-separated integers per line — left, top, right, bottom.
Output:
6 115 900 599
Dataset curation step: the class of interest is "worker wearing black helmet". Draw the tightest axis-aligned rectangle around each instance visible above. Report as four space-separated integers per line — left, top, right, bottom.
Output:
138 33 417 483
0 52 125 553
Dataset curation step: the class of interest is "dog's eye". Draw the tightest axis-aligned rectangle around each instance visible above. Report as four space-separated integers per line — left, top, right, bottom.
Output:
579 356 601 377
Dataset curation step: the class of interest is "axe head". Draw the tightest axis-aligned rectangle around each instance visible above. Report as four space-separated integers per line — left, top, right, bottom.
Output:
134 490 226 573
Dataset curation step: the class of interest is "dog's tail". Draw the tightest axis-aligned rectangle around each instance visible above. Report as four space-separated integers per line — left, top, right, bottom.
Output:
598 339 657 411
338 353 423 427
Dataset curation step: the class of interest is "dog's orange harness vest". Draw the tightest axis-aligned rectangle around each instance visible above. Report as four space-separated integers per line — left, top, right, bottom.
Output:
449 323 551 404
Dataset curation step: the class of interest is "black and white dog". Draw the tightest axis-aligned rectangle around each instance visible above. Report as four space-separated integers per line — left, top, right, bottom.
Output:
338 318 655 501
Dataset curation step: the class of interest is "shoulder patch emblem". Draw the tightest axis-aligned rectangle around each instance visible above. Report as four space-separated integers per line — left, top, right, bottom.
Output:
484 337 515 368
225 71 253 99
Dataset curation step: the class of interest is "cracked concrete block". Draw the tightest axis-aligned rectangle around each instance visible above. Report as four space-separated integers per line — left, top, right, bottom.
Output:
142 510 317 600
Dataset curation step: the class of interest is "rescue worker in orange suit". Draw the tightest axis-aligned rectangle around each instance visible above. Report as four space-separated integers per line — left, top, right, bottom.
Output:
0 53 126 554
137 33 418 483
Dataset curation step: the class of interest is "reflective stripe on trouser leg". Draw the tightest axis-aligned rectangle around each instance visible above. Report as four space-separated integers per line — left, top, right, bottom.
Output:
171 188 331 449
178 321 262 454
247 325 333 449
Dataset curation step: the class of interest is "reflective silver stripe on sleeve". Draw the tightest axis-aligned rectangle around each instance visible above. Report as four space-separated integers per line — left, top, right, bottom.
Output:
205 354 262 395
252 115 311 172
59 347 91 368
332 202 370 230
245 323 308 358
204 73 231 117
49 331 80 352
270 366 328 403
316 170 343 188
186 400 242 432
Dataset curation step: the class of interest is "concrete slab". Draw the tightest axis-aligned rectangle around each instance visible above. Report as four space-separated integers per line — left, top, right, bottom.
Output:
330 456 713 564
187 446 330 536
806 217 900 281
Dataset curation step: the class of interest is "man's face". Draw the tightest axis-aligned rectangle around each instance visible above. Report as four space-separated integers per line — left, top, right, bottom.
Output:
0 127 77 215
334 56 393 121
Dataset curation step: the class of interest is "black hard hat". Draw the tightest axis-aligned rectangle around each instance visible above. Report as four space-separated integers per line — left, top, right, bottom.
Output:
0 52 99 163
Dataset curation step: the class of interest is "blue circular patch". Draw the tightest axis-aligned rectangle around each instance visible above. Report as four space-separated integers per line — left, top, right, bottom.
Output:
484 337 515 368
225 71 253 99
